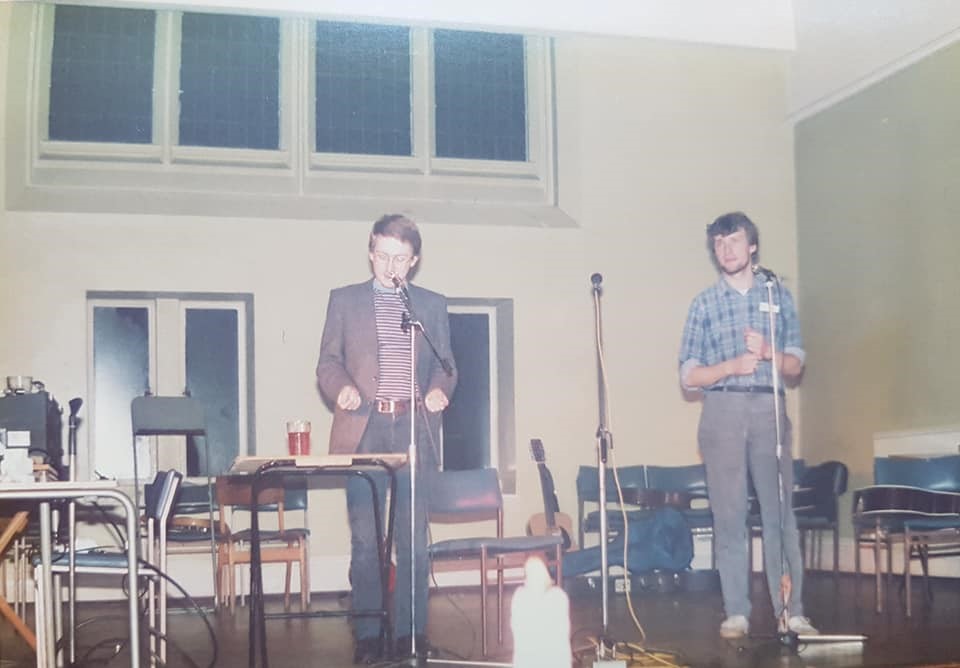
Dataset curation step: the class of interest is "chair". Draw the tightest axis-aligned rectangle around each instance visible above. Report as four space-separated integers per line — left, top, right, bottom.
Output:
793 460 848 575
37 469 182 667
0 511 34 651
427 468 563 657
131 395 220 604
854 455 960 615
575 464 648 548
645 464 715 568
745 458 806 575
213 476 310 611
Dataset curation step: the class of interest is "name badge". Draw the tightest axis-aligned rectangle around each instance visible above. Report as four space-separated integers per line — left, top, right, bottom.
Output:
759 302 780 313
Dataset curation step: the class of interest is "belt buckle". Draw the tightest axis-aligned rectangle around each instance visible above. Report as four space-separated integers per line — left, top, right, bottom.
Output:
377 399 399 414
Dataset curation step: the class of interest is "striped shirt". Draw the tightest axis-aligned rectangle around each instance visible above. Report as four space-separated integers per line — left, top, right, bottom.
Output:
373 284 414 400
679 277 804 390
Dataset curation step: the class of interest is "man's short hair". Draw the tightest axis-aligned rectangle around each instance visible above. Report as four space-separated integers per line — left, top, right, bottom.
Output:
706 211 759 260
369 214 422 256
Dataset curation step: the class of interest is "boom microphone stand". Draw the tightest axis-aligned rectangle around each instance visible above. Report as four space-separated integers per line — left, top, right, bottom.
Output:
754 266 865 652
392 276 454 666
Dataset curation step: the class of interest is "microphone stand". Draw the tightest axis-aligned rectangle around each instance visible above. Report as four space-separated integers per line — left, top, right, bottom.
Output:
393 279 453 666
757 272 866 654
591 275 620 660
67 397 83 665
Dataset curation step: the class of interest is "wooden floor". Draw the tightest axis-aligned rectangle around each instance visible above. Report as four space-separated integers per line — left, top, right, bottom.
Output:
2 571 960 667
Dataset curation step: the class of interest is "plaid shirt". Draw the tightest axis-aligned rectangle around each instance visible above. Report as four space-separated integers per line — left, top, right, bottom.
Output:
679 277 804 390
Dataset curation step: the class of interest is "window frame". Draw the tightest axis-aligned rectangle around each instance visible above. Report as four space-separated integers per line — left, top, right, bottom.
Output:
12 3 565 225
446 297 516 493
85 290 256 483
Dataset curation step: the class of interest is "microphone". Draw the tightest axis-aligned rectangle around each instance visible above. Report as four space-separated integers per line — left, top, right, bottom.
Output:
590 273 603 291
752 265 778 281
391 274 411 301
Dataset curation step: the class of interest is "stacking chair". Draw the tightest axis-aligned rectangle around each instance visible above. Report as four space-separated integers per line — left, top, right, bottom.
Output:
131 395 220 604
745 458 806 575
575 464 648 548
645 464 715 567
37 470 182 667
854 455 960 615
427 468 563 656
213 476 310 611
793 460 848 575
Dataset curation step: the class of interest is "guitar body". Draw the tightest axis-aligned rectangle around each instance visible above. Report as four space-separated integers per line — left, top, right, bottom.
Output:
527 512 575 551
856 484 960 517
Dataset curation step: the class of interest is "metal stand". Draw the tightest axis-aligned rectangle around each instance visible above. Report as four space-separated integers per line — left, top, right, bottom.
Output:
392 278 454 666
589 273 623 661
66 397 82 666
758 271 866 652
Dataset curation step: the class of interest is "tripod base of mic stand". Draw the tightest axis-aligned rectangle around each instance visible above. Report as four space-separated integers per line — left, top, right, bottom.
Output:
767 630 867 656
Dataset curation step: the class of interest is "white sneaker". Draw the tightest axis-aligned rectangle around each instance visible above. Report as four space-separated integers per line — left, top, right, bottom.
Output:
787 615 819 635
719 615 750 639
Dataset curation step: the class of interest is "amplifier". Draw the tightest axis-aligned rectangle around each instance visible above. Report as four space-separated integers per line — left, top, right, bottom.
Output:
0 391 64 475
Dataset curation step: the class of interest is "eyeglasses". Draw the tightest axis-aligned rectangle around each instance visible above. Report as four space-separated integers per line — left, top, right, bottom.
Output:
372 251 412 266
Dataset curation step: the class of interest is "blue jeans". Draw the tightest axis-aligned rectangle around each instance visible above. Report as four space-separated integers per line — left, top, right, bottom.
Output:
698 392 805 620
347 410 435 641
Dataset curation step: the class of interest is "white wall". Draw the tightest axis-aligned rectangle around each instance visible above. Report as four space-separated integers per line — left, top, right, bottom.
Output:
1 17 798 591
789 0 960 119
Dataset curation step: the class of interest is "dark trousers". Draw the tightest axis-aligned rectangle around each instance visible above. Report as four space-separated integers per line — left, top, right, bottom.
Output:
347 410 435 640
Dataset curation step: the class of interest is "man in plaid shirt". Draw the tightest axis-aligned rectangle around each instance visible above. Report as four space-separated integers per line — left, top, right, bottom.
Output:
679 211 817 640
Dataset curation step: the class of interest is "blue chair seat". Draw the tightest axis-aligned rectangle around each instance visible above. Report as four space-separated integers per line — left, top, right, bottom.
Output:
44 551 131 570
429 534 561 560
904 517 960 532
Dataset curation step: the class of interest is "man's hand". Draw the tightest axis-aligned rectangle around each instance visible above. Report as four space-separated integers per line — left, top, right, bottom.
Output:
423 388 450 413
728 352 760 376
336 385 362 411
744 328 770 360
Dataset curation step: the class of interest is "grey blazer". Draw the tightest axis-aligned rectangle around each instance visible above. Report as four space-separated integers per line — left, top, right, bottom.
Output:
316 280 458 454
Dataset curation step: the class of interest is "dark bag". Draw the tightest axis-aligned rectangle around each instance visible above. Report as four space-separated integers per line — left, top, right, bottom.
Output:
562 507 694 578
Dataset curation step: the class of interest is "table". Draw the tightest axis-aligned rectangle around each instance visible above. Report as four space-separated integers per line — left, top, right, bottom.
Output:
227 454 406 668
0 481 139 668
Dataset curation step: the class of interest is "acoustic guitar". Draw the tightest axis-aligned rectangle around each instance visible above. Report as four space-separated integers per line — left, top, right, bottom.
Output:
526 439 574 551
854 484 960 517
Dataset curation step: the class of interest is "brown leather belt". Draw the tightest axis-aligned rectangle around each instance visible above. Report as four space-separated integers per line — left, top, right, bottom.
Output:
374 399 410 415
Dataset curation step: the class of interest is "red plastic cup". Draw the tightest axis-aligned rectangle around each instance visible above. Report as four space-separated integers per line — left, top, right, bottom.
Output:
286 420 311 456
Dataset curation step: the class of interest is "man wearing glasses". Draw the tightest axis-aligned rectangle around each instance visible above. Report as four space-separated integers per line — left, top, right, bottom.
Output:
317 214 457 663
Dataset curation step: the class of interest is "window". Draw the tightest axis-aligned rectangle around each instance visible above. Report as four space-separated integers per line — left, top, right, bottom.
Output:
10 3 564 225
443 299 516 493
178 12 281 150
87 292 254 481
433 29 526 161
49 5 156 144
314 21 411 156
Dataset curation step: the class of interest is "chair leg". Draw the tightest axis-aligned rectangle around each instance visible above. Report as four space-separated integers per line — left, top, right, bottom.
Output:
905 536 912 618
497 556 505 647
300 539 310 609
284 560 292 610
832 525 840 580
874 529 883 613
480 547 489 657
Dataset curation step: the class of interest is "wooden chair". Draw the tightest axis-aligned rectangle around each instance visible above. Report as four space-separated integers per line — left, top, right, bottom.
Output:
0 511 34 651
214 476 310 611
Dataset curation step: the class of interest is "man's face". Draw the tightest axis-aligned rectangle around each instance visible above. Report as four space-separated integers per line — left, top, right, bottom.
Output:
369 235 419 289
713 228 756 276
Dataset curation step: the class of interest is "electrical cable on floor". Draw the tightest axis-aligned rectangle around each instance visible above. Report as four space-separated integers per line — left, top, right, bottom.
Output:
48 558 218 668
